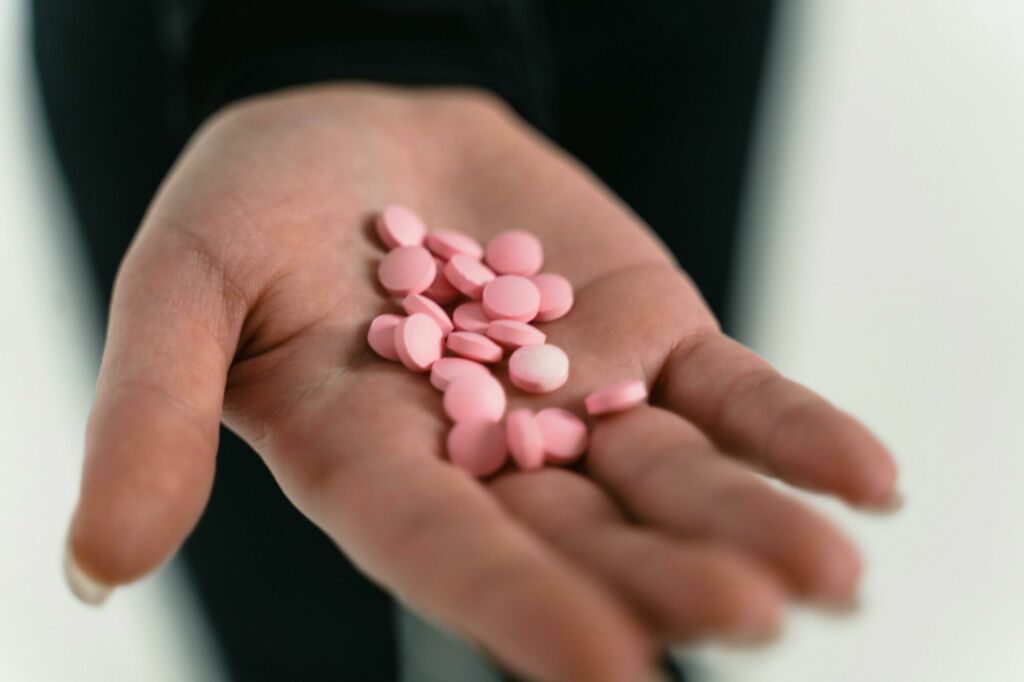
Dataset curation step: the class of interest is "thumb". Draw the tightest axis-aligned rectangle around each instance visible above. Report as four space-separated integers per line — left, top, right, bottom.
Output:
66 232 247 604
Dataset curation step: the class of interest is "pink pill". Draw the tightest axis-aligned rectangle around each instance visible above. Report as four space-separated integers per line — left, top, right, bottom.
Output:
443 372 506 422
402 293 454 336
376 204 426 250
430 357 490 391
366 313 402 361
531 273 574 322
486 320 546 349
452 302 490 333
447 418 508 478
444 254 496 300
508 343 569 393
446 331 504 364
484 229 544 276
393 313 444 372
584 380 648 416
506 409 545 471
378 246 436 296
426 229 484 261
424 257 460 305
535 408 588 464
482 275 541 322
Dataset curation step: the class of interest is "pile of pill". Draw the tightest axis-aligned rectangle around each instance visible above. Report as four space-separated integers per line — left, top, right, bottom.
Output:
368 204 649 477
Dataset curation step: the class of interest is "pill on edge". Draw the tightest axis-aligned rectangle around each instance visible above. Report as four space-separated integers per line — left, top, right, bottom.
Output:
426 229 484 261
446 331 504 364
486 320 546 349
584 380 649 416
506 409 545 471
367 313 402 361
402 293 454 335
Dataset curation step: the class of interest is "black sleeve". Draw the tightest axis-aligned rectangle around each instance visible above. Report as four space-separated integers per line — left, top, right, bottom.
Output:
158 0 556 133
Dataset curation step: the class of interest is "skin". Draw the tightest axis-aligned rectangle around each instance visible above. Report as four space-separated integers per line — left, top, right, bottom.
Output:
67 85 899 682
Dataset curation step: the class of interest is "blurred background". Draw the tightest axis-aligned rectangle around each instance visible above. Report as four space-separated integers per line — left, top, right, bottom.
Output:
1 1 1021 680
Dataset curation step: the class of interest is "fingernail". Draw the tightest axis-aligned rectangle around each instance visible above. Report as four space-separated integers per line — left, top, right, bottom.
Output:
862 490 905 515
63 538 113 606
719 626 783 650
818 592 861 616
880 490 905 512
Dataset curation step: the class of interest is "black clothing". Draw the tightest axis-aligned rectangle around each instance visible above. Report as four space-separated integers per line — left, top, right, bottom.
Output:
32 2 776 680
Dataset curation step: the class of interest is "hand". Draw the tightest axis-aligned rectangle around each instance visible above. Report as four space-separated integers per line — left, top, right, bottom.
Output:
66 85 899 682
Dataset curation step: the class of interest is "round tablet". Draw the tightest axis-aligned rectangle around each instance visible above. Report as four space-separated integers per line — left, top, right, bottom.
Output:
444 254 496 300
426 229 484 261
443 372 506 422
452 302 490 333
531 273 574 322
424 257 460 305
402 293 454 336
378 246 436 296
508 344 569 394
584 380 648 416
506 409 545 471
447 419 508 478
484 229 544 276
367 314 402 361
482 275 541 322
446 331 504 364
486 320 546 349
430 357 490 392
535 408 588 464
376 205 426 250
393 313 444 372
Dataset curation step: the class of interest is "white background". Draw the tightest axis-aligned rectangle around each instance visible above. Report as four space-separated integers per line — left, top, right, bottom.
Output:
1 1 1021 680
694 1 1024 680
0 1 222 680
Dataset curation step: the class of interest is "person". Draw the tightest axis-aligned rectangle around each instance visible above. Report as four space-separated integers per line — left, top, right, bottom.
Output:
33 2 899 680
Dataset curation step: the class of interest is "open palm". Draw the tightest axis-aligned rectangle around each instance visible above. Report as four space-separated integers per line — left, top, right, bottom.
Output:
68 86 898 682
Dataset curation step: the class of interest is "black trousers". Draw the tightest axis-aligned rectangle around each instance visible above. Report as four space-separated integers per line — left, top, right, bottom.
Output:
32 2 775 679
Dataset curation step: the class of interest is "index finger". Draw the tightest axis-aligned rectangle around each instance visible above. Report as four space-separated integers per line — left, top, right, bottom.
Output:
657 332 900 508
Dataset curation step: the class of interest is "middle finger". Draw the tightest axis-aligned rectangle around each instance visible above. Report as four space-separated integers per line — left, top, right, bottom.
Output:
587 406 863 606
490 468 784 642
